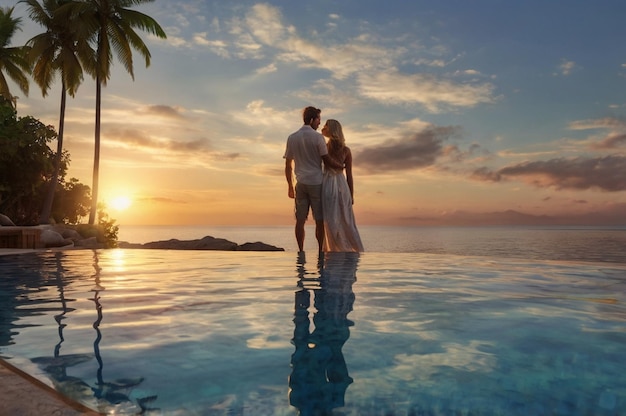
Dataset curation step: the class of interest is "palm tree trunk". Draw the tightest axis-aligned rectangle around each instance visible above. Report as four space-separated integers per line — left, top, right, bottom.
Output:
39 82 67 224
88 76 102 225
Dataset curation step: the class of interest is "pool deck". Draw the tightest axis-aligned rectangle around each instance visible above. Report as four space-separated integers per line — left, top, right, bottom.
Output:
0 248 37 255
0 249 102 415
0 359 101 415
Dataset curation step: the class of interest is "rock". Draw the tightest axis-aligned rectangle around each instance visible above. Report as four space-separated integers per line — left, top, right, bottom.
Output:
120 236 284 252
237 241 284 251
56 227 83 242
142 236 239 250
40 229 74 248
38 225 105 249
1 224 285 251
0 214 16 226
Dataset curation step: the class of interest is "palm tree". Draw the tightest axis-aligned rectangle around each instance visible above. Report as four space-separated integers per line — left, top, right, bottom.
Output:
75 0 166 224
0 6 31 107
23 0 96 224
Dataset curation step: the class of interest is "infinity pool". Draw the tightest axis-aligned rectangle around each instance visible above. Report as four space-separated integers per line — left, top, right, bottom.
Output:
1 249 625 415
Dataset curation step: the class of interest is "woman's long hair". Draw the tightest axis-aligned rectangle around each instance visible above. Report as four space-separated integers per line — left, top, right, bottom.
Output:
325 119 346 158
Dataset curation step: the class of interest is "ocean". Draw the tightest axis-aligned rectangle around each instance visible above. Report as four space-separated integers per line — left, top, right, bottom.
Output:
117 225 626 264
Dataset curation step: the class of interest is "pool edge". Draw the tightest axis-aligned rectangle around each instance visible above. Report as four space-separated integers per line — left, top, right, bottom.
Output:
0 358 102 415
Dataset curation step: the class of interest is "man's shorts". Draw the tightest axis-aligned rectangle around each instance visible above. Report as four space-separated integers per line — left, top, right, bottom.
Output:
294 182 323 222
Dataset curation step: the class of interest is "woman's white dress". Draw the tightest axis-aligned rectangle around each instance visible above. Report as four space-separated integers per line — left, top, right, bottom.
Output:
322 167 364 252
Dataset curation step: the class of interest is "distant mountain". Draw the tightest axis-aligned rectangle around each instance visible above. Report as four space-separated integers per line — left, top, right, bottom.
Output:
400 205 626 226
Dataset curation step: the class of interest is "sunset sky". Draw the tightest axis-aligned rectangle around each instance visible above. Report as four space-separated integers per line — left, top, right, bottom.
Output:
4 0 626 226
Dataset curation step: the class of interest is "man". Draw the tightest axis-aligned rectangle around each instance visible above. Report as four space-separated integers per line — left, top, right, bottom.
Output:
284 106 341 253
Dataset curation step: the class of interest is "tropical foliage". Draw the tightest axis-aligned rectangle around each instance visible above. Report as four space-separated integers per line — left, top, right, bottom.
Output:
0 96 58 224
0 97 119 245
69 0 167 224
23 0 96 224
0 1 165 244
0 6 31 106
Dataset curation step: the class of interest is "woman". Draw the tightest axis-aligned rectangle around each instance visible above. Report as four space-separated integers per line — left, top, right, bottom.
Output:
321 119 364 252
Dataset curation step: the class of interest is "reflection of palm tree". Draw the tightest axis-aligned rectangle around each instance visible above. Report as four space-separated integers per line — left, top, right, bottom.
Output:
90 249 105 398
31 250 153 412
87 250 156 412
52 252 70 358
33 251 95 402
289 252 359 415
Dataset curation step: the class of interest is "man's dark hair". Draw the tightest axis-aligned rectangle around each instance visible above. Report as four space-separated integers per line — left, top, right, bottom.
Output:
302 106 321 125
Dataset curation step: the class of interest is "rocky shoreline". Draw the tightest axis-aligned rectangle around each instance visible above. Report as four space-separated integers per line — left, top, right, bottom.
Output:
118 235 284 251
1 214 284 251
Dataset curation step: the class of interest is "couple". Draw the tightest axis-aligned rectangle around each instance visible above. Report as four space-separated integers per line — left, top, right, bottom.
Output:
284 106 364 254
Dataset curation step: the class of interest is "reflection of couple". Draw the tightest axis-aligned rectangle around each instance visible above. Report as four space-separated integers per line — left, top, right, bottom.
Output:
284 106 364 254
289 251 359 415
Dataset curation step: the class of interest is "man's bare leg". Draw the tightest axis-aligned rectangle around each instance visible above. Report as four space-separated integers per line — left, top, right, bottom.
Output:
295 218 306 252
315 220 325 253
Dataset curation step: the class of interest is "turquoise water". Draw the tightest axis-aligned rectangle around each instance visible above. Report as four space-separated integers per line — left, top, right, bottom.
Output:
1 249 626 415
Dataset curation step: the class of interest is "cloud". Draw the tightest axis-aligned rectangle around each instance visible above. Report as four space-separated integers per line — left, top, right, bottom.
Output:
229 100 293 127
212 3 496 112
192 32 230 57
442 142 489 163
139 196 187 204
568 117 626 131
271 35 395 80
223 5 402 80
567 117 626 150
357 70 495 112
555 59 577 76
108 128 213 153
471 155 626 192
470 166 502 182
256 63 277 74
590 133 626 150
245 3 288 45
453 69 481 76
162 32 188 48
355 126 461 172
415 58 447 67
141 105 186 119
213 152 241 161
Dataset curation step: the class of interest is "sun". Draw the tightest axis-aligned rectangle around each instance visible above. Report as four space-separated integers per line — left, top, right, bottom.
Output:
110 195 132 211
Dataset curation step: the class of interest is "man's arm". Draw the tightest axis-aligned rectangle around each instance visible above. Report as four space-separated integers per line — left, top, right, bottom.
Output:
322 154 343 170
318 134 342 170
285 158 295 198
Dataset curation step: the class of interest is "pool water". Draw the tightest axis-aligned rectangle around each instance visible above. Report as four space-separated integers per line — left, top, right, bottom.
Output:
1 249 625 415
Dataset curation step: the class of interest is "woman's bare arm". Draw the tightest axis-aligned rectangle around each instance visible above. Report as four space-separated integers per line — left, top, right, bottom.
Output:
345 148 355 204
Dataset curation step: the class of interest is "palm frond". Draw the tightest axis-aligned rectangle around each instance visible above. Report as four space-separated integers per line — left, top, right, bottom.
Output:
0 6 30 99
